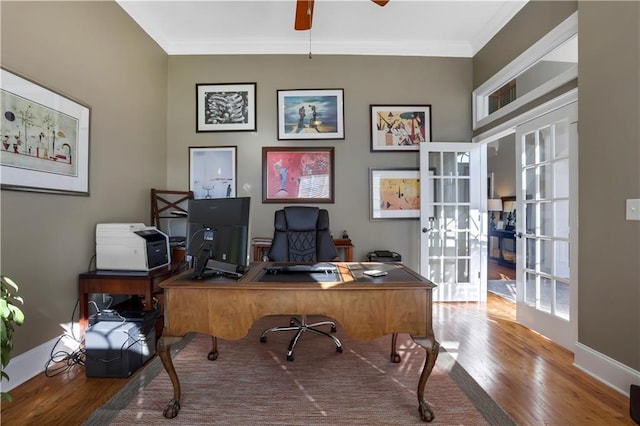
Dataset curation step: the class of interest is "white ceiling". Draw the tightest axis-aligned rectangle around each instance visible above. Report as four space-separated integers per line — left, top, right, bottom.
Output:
117 0 528 57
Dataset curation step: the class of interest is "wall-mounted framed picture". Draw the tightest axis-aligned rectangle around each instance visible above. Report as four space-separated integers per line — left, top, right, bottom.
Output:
277 89 344 140
189 146 237 199
0 67 91 195
370 104 432 152
196 82 256 132
262 146 334 203
370 168 420 220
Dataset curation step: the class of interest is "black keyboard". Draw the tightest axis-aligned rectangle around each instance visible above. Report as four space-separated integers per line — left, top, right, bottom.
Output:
265 263 337 274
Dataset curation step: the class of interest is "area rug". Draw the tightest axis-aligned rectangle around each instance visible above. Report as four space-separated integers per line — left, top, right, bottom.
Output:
488 280 516 303
85 316 514 425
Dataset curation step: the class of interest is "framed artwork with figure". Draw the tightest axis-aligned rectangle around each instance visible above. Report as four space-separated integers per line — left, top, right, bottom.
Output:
370 104 431 152
262 146 334 203
189 146 237 199
277 89 344 140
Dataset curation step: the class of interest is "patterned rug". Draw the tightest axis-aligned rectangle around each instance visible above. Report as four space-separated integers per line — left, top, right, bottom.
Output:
85 316 514 425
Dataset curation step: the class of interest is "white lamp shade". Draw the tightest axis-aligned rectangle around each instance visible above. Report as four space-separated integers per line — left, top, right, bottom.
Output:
487 198 503 212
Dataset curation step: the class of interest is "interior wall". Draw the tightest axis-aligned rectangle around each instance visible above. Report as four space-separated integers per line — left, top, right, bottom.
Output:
0 2 168 357
475 0 640 373
166 55 473 269
578 1 640 370
487 134 516 199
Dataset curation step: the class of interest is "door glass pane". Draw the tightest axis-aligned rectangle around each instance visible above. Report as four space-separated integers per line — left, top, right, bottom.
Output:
457 231 469 256
526 237 536 269
525 272 536 305
555 200 569 238
443 259 456 283
428 259 441 282
539 126 551 162
556 280 570 320
433 178 442 202
444 206 456 230
525 132 536 165
525 168 536 200
555 159 569 197
428 152 441 175
457 259 470 281
443 178 456 203
458 206 469 228
458 178 470 202
555 240 569 279
540 239 553 275
428 231 442 256
539 277 552 313
443 152 456 176
541 202 553 236
457 152 470 176
525 203 536 234
539 164 552 199
444 231 456 256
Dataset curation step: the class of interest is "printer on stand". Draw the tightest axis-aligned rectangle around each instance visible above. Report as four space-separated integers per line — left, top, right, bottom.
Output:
96 223 170 271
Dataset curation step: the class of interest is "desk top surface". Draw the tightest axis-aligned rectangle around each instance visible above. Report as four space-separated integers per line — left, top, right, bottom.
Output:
161 262 434 290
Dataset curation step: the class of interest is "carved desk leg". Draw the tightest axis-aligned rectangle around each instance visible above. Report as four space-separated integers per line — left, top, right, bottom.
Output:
158 335 183 418
412 336 440 423
208 336 218 360
390 333 401 363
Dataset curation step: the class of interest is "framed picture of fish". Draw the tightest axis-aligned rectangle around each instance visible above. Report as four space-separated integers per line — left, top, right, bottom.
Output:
196 83 257 132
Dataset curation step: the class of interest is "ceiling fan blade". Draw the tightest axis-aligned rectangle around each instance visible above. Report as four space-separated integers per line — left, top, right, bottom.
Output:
295 0 314 31
371 0 390 6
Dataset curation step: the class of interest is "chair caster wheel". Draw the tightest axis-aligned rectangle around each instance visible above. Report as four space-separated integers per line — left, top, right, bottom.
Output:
331 325 337 332
287 354 295 362
260 336 267 343
337 346 343 353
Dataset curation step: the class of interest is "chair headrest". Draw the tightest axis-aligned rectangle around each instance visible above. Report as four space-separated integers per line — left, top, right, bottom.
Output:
277 206 320 232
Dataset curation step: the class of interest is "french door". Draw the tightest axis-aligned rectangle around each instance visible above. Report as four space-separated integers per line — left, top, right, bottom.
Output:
419 142 486 302
515 102 578 350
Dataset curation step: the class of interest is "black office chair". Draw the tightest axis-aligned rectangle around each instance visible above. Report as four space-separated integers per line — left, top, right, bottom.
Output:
259 206 343 361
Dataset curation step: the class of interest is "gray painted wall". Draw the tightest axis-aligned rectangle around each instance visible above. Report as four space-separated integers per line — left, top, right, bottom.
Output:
476 0 639 371
166 55 472 268
1 2 168 356
577 1 640 370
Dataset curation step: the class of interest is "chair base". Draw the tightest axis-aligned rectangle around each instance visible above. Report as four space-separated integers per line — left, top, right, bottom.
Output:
260 315 343 362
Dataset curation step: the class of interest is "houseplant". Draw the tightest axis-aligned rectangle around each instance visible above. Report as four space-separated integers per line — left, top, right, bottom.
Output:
1 275 25 402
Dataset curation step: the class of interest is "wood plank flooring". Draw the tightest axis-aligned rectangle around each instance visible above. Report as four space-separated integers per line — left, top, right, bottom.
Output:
1 261 633 424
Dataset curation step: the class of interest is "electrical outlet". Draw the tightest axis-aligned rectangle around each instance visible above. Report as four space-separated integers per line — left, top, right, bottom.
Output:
626 199 640 221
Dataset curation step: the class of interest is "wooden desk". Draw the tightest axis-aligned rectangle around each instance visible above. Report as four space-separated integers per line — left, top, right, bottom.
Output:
157 262 439 422
78 266 172 337
252 238 354 262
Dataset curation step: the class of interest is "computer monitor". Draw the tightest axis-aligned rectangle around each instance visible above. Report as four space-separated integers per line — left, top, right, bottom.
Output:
186 197 251 279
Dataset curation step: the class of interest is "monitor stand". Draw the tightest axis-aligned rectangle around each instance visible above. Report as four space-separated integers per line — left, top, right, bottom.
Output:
192 247 244 280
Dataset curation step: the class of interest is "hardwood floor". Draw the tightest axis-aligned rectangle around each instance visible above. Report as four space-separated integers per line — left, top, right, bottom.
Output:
1 261 633 425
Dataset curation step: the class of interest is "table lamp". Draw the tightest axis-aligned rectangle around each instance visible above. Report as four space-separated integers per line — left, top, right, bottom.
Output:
487 198 503 229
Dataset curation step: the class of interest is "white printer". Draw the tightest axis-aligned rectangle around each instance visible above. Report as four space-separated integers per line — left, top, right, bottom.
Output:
96 223 170 271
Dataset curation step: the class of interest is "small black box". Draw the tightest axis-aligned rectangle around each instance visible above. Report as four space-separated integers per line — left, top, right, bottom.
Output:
367 250 402 263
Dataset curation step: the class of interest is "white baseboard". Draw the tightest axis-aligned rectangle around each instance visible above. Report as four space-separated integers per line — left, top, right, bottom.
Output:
0 334 80 393
574 342 640 397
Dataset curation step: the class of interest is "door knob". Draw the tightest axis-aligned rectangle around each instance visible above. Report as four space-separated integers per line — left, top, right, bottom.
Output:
422 227 432 233
517 232 523 238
